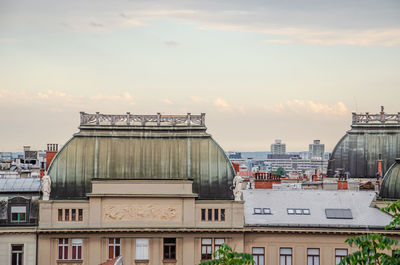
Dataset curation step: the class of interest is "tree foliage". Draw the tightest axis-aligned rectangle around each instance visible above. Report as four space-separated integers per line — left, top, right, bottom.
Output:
339 201 400 265
199 243 254 265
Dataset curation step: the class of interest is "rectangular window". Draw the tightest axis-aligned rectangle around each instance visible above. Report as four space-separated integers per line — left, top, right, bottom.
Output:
163 238 176 260
252 247 265 265
108 238 121 259
335 249 348 265
208 209 212 221
214 238 224 252
11 206 26 223
214 209 219 221
307 248 320 265
287 209 295 215
64 209 69 221
71 209 76 221
254 208 262 214
78 209 83 221
220 209 225 221
58 209 63 221
58 238 69 260
136 238 149 260
201 238 212 260
303 209 310 215
71 239 82 260
263 208 271 214
11 245 23 265
280 248 292 265
201 209 206 221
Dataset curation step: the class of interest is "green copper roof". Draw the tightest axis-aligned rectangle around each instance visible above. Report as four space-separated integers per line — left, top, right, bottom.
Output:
380 158 400 200
48 113 235 200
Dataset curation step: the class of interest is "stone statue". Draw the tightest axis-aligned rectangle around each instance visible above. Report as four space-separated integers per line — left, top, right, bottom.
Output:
42 173 51 201
233 175 244 201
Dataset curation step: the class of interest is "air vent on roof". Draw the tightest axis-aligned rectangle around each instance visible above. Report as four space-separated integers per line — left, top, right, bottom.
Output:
325 209 353 219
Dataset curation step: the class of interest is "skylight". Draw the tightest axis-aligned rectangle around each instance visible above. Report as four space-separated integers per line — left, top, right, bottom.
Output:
287 208 310 215
325 209 353 219
254 208 272 215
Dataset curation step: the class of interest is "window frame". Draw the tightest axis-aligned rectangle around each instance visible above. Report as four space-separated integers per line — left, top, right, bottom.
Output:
307 248 320 265
220 209 225 221
58 209 63 221
136 238 149 260
201 209 206 221
64 209 69 221
58 238 69 260
108 238 121 260
163 238 176 261
335 248 348 265
214 209 219 221
201 238 212 260
11 244 24 265
78 209 83 221
280 247 292 265
11 206 27 223
71 239 82 260
252 247 265 265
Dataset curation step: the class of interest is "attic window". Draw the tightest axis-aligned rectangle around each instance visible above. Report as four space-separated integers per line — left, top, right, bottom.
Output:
254 208 262 214
287 208 310 215
325 209 353 219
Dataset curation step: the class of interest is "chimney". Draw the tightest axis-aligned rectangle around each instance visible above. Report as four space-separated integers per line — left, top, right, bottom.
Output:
45 144 59 172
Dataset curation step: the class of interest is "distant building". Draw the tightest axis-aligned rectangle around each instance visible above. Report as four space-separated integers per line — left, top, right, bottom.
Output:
309 140 325 159
270 139 286 155
227 151 242 159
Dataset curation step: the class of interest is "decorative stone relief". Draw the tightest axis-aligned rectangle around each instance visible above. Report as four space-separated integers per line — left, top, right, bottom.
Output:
103 204 179 221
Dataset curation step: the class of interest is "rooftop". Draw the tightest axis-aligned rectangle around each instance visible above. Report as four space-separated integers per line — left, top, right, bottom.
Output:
0 177 41 192
79 112 205 127
352 106 400 125
243 189 392 229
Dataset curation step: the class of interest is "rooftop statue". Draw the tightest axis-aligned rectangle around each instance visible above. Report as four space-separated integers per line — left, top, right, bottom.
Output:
41 173 51 201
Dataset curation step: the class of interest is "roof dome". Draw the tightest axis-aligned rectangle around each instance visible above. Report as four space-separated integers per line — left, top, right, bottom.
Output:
48 113 235 200
379 158 400 199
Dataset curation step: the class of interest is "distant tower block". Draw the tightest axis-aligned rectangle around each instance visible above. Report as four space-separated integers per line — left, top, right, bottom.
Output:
270 139 286 155
328 107 400 178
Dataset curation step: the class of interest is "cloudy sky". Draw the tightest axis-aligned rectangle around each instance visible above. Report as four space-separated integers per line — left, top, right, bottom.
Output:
1 0 400 152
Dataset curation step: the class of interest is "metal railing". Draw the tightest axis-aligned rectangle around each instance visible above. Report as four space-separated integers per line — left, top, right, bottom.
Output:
352 107 400 124
80 112 206 127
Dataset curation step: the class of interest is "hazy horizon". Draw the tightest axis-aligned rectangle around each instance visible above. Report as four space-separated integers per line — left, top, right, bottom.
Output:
1 1 399 152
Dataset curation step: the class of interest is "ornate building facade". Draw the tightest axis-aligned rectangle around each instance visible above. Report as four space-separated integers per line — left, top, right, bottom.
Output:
36 112 400 265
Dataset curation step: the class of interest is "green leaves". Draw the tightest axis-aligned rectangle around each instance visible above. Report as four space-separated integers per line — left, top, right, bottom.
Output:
339 200 400 265
199 243 255 265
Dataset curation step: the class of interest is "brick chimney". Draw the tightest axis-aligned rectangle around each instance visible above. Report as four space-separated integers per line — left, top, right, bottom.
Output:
45 144 58 171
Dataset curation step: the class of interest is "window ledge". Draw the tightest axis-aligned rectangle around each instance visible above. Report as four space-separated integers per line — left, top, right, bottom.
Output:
162 259 177 264
135 259 149 263
56 259 83 264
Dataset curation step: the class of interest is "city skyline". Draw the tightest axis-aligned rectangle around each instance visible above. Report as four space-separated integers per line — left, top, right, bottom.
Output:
1 0 400 151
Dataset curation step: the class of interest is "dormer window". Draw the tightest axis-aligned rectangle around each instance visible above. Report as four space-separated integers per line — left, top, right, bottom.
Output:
11 206 26 223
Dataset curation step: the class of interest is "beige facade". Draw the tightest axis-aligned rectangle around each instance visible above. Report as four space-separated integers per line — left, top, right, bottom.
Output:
0 228 37 265
37 179 400 265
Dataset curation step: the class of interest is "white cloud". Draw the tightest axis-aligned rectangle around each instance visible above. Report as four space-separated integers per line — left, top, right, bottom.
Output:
263 100 348 116
189 96 209 103
160 98 173 104
214 98 245 113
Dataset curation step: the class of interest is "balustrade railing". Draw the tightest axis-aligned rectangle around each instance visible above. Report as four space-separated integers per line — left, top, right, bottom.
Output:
352 107 400 124
80 112 206 127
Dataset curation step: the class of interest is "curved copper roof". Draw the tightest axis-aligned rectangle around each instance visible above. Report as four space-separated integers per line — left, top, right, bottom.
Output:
380 158 400 199
48 113 235 200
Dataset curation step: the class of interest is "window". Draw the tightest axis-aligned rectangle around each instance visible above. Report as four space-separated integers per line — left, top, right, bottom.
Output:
64 209 69 221
214 209 219 221
201 238 212 260
335 249 347 265
71 239 82 260
208 209 212 221
11 206 26 223
252 247 264 265
11 245 23 265
214 238 224 252
163 238 176 260
136 238 149 260
108 238 121 259
280 248 292 265
58 209 63 221
307 248 320 265
78 209 83 221
58 238 69 260
254 208 262 214
71 209 76 221
220 209 225 221
263 208 271 214
201 209 206 221
287 208 310 215
325 209 353 219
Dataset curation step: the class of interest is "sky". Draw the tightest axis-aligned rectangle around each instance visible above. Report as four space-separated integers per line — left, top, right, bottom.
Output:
1 0 400 152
